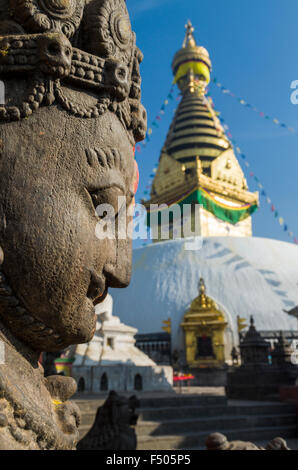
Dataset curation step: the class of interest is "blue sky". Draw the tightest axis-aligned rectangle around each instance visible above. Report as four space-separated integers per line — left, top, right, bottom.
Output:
127 0 298 245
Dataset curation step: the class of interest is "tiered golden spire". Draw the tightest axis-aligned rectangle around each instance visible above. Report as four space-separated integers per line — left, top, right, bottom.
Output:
165 25 230 165
172 21 211 95
146 22 256 196
144 23 259 240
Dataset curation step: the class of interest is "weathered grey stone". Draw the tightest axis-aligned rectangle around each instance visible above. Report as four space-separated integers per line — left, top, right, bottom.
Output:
0 0 145 450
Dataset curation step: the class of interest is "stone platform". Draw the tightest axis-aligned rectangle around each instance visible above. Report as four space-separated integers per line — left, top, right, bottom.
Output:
75 387 298 450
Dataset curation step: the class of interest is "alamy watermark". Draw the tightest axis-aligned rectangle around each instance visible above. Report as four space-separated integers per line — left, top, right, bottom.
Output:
94 198 203 251
290 80 298 104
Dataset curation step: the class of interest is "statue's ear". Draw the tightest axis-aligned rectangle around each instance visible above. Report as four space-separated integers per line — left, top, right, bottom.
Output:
0 246 3 266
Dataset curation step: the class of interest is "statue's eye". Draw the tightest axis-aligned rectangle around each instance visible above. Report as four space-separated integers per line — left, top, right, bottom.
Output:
87 186 125 219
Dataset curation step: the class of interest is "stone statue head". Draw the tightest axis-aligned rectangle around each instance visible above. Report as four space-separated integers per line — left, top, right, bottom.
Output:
0 0 147 352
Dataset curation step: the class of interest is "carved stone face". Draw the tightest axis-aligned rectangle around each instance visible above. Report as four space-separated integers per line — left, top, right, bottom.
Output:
0 87 135 351
0 0 146 353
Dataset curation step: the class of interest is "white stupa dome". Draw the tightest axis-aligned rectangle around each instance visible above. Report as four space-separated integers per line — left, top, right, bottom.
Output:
112 236 298 352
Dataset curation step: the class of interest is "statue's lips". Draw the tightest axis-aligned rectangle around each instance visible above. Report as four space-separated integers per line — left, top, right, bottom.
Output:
87 269 107 306
93 287 108 306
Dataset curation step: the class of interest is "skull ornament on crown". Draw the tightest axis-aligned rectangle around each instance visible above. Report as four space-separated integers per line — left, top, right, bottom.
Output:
0 0 146 450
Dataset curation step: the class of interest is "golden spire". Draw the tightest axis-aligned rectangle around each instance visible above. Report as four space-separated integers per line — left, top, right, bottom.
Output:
182 20 196 48
198 277 207 308
183 276 220 313
144 23 259 242
199 277 206 295
172 21 212 95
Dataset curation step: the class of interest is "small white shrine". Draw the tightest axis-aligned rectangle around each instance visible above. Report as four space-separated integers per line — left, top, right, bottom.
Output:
72 294 173 392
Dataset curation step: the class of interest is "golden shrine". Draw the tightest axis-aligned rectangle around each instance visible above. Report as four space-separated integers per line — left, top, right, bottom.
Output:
144 22 259 239
181 278 227 368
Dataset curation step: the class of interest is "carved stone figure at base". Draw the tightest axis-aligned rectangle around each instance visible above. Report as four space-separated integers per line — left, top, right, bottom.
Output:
205 433 291 451
206 433 260 450
77 391 140 450
265 437 290 450
0 0 146 450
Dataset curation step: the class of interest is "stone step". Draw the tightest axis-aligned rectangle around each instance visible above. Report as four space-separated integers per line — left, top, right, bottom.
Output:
78 411 297 438
139 396 227 409
74 399 106 413
135 414 296 437
137 425 298 450
227 403 296 416
75 397 298 449
78 402 296 426
138 403 295 421
80 412 97 426
140 405 227 421
79 425 94 439
75 395 227 413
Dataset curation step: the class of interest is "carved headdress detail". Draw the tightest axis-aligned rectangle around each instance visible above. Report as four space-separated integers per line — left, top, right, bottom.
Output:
10 0 85 38
0 0 147 144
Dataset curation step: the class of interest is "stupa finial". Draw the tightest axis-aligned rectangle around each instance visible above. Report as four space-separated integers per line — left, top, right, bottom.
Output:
172 22 211 93
183 20 196 48
199 277 206 295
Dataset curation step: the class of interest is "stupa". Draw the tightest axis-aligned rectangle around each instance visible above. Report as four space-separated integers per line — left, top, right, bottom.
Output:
113 23 298 379
145 21 259 239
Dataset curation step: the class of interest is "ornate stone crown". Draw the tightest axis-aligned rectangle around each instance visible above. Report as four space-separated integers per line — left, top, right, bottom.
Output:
0 0 147 145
